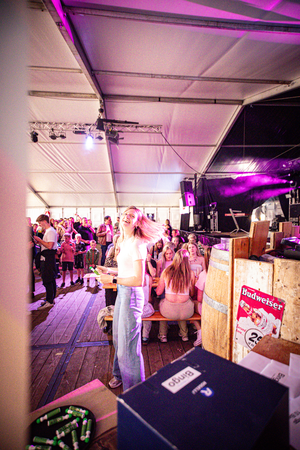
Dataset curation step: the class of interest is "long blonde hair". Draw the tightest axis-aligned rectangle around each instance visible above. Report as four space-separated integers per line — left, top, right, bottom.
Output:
164 249 192 294
160 242 175 272
203 247 211 272
119 206 165 244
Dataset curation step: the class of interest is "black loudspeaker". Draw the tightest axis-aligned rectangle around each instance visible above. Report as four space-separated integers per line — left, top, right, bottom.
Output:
180 181 195 207
194 214 200 225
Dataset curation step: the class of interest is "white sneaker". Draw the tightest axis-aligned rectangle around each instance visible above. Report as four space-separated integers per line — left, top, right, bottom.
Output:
178 332 189 342
193 330 202 347
108 377 122 389
158 334 167 343
37 301 53 310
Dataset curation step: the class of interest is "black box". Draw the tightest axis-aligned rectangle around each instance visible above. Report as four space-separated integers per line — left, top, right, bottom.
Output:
118 348 289 450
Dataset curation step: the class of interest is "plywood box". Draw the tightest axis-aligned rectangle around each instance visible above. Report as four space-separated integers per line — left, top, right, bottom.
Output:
273 258 300 343
279 221 293 237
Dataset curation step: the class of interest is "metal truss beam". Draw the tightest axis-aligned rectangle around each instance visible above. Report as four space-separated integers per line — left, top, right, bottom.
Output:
103 94 243 105
29 121 162 133
64 5 300 34
93 69 291 86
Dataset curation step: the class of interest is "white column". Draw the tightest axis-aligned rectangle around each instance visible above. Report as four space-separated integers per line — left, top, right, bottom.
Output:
0 1 29 448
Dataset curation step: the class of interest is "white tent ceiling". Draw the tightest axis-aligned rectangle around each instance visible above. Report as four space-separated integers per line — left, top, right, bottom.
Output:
27 0 300 210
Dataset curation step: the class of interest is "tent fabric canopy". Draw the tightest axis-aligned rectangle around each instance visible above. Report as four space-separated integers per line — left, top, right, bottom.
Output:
27 0 300 212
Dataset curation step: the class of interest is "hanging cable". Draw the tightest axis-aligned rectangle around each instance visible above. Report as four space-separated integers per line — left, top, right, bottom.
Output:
160 132 200 174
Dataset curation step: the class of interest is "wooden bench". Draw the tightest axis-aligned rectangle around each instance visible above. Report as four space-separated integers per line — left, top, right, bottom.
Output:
104 311 201 322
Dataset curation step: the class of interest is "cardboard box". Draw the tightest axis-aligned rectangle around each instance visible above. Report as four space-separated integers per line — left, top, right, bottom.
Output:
118 348 289 450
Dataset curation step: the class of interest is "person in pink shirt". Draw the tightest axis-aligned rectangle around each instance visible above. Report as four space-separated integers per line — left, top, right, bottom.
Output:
58 233 75 287
193 247 211 347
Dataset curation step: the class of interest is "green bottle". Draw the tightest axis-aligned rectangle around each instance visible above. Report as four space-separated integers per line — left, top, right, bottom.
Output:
89 266 100 275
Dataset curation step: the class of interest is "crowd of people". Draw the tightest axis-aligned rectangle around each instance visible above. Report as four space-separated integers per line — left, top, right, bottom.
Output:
28 210 211 391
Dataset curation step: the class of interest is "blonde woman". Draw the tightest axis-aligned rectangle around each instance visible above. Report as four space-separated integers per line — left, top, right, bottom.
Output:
98 206 164 391
156 249 195 342
187 242 204 279
156 242 175 277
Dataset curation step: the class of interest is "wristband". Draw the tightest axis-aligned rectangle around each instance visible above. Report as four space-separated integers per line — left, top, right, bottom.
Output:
112 276 118 284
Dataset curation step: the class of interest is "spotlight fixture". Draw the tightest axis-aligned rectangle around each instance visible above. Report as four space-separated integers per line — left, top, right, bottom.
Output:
96 117 105 132
85 134 94 150
49 128 57 140
30 131 38 143
95 133 104 141
106 129 119 145
73 129 86 135
59 131 66 139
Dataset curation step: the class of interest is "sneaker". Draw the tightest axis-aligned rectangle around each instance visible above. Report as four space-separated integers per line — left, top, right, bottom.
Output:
37 301 53 310
75 278 80 284
179 332 189 342
80 278 84 285
158 334 167 343
142 337 149 345
60 282 65 288
103 324 112 334
70 281 75 286
108 377 122 389
193 330 202 347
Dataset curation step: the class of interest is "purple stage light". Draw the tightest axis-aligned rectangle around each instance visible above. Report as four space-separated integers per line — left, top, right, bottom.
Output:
217 173 289 197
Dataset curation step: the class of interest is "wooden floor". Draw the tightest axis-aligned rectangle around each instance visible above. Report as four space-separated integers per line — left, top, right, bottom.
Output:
29 269 195 412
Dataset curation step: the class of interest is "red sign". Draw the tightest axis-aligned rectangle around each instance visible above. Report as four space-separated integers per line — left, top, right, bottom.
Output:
234 285 285 350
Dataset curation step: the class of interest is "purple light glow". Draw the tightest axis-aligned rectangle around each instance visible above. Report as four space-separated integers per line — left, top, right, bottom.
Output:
217 174 288 197
252 186 294 201
52 0 74 43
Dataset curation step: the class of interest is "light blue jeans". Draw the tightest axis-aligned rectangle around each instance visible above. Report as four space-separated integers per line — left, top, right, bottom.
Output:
112 285 145 391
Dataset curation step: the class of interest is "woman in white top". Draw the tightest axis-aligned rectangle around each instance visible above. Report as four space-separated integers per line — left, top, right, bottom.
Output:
98 206 164 391
187 242 204 279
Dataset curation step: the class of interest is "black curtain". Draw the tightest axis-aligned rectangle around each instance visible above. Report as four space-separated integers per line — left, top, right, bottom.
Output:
278 194 289 220
196 177 289 232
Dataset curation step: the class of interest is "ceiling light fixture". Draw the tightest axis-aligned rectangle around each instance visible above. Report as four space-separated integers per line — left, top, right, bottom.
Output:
30 131 38 143
106 129 120 145
96 117 105 132
73 129 86 135
85 133 94 150
49 128 57 140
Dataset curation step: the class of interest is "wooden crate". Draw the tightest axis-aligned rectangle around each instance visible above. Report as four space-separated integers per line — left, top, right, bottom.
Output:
269 231 284 251
249 220 270 258
273 258 300 343
279 221 293 237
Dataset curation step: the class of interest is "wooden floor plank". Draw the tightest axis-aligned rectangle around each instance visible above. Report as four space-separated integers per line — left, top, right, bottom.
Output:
30 349 63 411
78 288 106 342
91 344 113 387
30 270 197 410
75 346 105 389
53 347 87 401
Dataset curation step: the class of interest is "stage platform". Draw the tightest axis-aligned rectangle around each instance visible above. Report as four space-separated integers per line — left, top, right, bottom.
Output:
180 230 249 247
